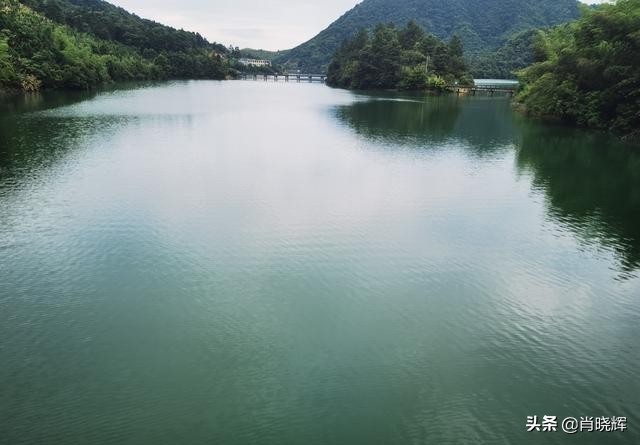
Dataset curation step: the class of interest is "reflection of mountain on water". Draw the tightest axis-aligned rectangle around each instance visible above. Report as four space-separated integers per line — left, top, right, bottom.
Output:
334 94 519 155
516 124 640 274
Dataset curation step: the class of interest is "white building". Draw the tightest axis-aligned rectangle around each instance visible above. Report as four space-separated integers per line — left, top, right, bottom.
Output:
238 58 271 67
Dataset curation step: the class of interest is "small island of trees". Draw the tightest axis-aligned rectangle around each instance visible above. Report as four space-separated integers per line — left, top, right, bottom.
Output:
326 21 473 91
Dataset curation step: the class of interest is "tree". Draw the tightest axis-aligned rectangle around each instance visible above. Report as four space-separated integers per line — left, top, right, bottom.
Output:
399 20 425 50
0 34 16 84
517 0 640 139
447 35 466 78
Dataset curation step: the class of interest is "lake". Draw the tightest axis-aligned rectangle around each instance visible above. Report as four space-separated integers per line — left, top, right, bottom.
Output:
1 81 639 444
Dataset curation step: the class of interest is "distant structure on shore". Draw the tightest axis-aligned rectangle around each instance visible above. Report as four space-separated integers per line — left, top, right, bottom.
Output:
238 58 271 67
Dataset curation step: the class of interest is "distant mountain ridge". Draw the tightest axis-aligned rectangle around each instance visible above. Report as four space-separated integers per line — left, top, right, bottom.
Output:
275 0 581 75
20 0 227 53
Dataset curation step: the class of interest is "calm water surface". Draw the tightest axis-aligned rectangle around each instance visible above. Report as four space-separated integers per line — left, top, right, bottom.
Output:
1 81 639 444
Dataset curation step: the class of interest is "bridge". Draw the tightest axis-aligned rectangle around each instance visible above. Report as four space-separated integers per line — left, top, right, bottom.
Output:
240 73 327 83
448 82 519 96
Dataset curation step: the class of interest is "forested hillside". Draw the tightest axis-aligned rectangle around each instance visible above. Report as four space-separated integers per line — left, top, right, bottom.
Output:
0 0 229 91
516 0 640 139
20 0 227 54
274 0 580 76
470 30 539 79
327 22 471 90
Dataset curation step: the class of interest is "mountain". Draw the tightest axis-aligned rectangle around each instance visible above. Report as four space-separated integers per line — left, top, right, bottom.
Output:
274 0 581 75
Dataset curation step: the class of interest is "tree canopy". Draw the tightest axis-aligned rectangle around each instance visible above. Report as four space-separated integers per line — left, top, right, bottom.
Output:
327 22 472 91
0 0 230 92
516 0 640 139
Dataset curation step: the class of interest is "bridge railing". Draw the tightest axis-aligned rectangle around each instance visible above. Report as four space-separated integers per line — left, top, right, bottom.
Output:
473 84 519 90
239 73 327 82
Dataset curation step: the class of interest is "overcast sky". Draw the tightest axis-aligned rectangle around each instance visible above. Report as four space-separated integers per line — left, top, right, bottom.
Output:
109 0 610 51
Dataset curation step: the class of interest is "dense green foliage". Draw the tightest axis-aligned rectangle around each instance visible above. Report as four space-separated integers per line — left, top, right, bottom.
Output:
327 22 472 90
275 0 580 75
517 0 640 139
0 0 228 91
1 0 151 90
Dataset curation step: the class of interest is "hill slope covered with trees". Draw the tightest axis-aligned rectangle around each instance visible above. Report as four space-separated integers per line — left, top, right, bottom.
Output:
0 0 229 91
274 0 580 76
470 30 540 79
516 0 640 139
20 0 227 54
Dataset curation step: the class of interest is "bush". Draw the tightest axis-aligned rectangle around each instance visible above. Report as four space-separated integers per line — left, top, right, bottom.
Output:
19 73 42 91
426 75 447 91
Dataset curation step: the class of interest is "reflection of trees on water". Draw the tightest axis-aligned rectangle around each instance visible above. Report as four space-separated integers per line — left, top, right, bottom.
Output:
335 95 461 143
0 81 164 115
334 94 519 156
0 83 169 188
516 124 640 274
0 91 99 186
0 90 97 115
336 92 640 275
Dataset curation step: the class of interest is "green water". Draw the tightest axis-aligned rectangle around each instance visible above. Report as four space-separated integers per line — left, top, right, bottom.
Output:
1 81 639 444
